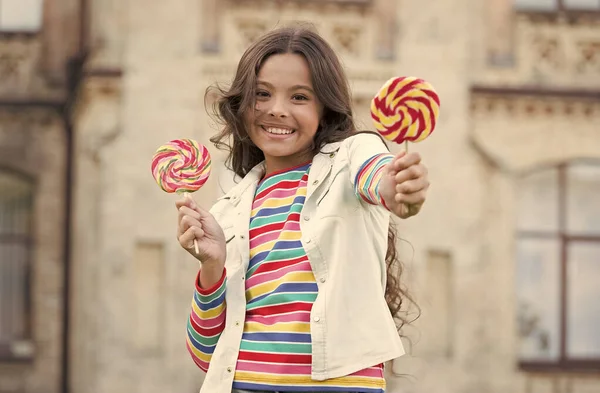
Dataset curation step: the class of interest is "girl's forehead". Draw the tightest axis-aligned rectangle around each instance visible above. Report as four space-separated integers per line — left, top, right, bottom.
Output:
257 53 313 86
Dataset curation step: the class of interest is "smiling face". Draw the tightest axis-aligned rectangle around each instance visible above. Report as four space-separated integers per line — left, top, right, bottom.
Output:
244 53 324 175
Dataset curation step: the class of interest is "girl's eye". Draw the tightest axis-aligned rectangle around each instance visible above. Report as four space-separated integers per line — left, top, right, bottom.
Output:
256 90 270 98
292 94 308 101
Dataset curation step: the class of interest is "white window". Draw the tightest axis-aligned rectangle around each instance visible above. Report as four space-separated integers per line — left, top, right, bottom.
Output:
0 170 34 360
515 0 559 11
0 0 43 32
516 163 600 369
514 0 600 11
563 0 600 9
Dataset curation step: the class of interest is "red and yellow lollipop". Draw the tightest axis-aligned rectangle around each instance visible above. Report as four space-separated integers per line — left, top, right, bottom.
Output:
370 76 440 150
151 138 211 254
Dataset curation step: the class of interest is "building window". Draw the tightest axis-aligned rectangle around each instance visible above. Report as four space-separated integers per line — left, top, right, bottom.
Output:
514 0 600 11
0 0 43 33
0 170 34 361
516 162 600 371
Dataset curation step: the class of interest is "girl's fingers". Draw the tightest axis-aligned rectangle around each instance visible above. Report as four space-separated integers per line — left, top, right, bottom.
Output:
394 163 427 185
178 206 201 222
176 196 209 217
175 197 194 211
178 227 204 249
392 152 422 172
395 178 430 195
178 214 202 237
395 190 428 206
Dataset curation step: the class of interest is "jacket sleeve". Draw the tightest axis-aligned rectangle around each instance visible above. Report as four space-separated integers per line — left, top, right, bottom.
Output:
186 268 227 372
346 133 394 208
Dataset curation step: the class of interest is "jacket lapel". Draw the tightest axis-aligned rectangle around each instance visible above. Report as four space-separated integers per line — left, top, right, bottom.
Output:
306 143 340 201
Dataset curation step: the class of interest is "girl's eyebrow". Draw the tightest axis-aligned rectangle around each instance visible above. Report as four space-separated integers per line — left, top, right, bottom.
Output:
257 80 314 94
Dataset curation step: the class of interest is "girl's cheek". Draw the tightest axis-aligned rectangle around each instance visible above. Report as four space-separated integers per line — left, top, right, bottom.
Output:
253 103 267 117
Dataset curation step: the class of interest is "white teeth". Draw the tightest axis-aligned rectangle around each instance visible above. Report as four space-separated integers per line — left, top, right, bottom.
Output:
265 127 294 135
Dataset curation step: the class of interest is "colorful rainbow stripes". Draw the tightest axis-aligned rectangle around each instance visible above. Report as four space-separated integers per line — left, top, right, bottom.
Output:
355 153 394 208
186 160 392 392
151 138 211 193
370 76 440 145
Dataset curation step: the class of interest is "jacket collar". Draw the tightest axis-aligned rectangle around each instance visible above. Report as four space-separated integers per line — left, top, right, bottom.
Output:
218 141 342 206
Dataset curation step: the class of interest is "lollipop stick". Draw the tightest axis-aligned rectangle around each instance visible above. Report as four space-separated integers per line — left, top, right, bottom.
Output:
404 140 409 153
183 192 200 255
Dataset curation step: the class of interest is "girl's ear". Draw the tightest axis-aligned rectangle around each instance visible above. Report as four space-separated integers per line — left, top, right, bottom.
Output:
318 118 326 133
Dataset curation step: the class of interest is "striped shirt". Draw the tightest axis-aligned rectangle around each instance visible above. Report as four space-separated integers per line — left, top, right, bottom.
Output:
187 154 394 392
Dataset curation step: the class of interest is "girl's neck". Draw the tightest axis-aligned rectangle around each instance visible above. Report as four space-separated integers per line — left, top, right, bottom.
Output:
263 153 314 177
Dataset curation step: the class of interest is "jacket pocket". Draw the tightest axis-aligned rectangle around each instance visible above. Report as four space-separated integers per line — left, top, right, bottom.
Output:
316 168 360 218
316 168 344 207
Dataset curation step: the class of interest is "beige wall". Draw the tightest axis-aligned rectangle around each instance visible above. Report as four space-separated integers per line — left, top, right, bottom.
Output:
2 0 598 392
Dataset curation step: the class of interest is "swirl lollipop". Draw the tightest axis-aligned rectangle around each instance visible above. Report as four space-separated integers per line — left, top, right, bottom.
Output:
371 76 440 151
151 138 211 254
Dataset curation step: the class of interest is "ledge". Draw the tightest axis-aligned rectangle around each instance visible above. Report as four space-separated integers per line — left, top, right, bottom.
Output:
471 85 600 100
520 360 600 374
515 10 600 24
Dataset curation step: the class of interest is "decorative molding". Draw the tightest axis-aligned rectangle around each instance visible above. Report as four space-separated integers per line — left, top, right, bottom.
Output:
471 95 599 119
470 88 600 118
236 19 270 49
0 108 61 175
516 11 600 27
0 35 39 95
476 13 600 90
576 40 600 73
73 77 122 160
532 35 563 70
331 25 362 56
469 86 600 172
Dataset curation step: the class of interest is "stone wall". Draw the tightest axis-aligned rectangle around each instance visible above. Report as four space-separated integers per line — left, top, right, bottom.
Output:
0 109 66 393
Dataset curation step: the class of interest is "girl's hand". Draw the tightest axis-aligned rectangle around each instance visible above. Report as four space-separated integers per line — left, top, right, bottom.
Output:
176 197 227 267
379 151 430 219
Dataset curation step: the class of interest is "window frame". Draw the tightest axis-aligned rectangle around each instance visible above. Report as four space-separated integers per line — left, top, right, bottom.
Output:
517 160 600 373
0 168 35 362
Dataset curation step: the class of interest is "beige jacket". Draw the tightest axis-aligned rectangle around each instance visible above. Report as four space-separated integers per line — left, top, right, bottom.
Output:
200 133 405 393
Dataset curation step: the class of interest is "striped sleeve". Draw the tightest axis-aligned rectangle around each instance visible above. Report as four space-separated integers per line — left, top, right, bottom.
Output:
354 153 394 208
186 269 227 372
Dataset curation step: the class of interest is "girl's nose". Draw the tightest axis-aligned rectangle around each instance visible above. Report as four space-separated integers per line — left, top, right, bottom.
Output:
268 99 288 118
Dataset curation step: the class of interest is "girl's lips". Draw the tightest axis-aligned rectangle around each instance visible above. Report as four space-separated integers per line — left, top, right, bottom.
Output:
261 125 296 137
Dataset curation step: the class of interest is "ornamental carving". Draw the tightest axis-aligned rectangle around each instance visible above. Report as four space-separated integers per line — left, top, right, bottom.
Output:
236 19 269 49
576 40 600 73
532 35 564 70
331 25 362 56
470 94 599 119
0 36 39 94
478 14 600 90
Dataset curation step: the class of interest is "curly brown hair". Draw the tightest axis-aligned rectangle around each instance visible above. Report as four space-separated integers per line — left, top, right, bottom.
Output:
207 26 418 331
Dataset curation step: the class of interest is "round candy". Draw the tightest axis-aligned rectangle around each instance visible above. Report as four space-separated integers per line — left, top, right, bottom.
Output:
151 139 211 193
370 77 440 144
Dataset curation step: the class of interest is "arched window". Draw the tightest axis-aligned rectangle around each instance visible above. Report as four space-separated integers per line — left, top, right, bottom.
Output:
0 170 34 360
516 162 600 370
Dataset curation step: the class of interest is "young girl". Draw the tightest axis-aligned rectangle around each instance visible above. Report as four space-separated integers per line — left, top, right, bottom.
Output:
177 27 430 393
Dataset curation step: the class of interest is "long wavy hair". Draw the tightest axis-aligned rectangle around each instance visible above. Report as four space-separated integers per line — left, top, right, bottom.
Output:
208 26 418 331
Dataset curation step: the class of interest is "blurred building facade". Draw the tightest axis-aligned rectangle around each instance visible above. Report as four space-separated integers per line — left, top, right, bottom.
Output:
0 0 599 392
